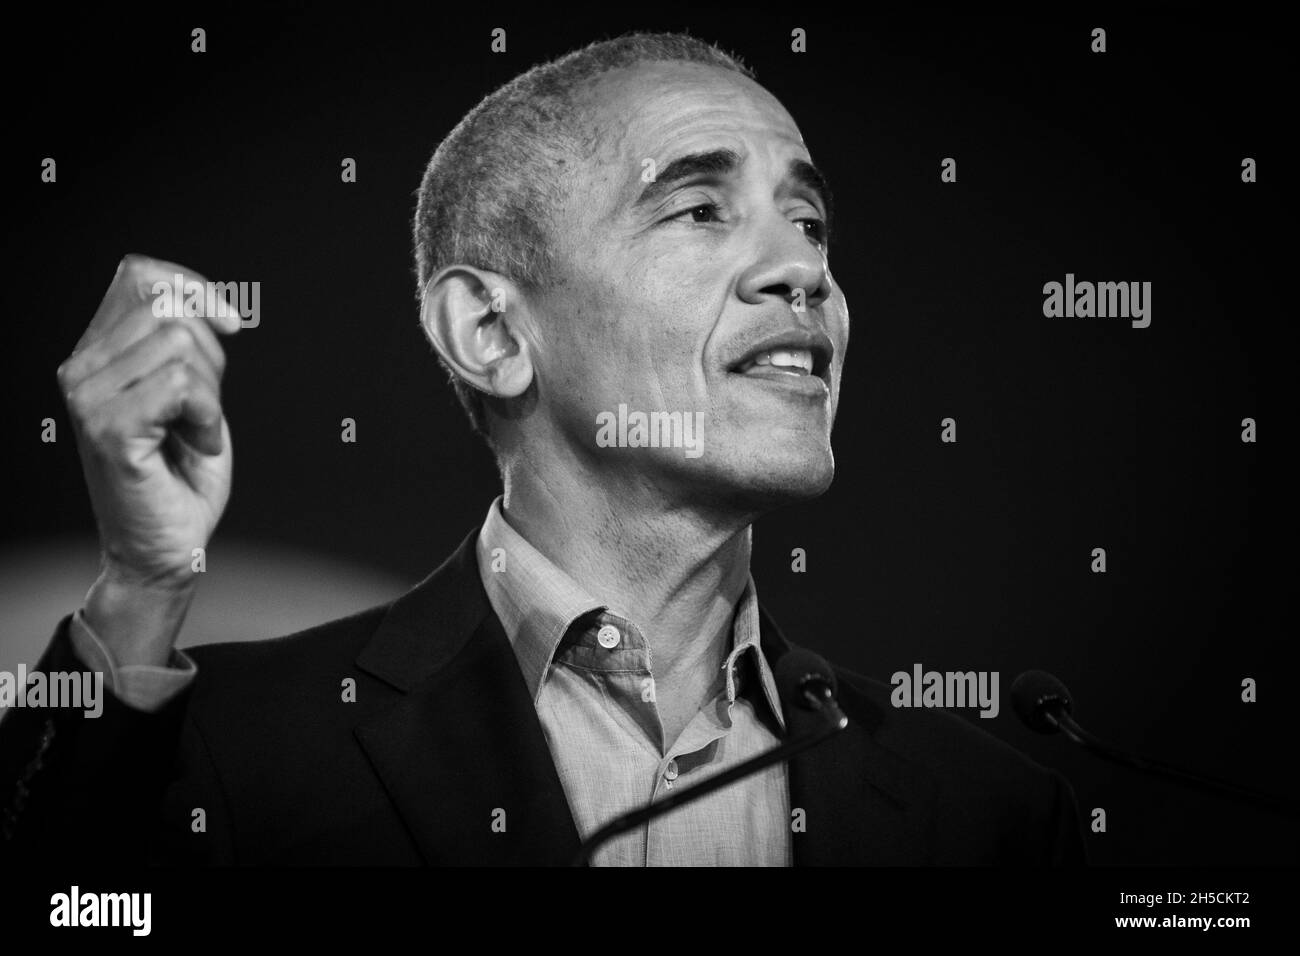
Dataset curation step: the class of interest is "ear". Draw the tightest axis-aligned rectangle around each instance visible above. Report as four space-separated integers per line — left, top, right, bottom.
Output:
419 266 534 401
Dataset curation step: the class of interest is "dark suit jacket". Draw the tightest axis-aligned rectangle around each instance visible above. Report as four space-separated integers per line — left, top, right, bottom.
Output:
1 528 1086 865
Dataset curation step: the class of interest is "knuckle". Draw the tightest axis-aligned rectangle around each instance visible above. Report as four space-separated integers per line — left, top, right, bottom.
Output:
162 320 194 352
117 259 139 286
81 411 113 448
119 253 151 277
65 384 89 419
166 361 192 391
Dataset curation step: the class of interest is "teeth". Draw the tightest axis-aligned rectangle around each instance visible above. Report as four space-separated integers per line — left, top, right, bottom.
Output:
769 349 812 372
743 349 813 374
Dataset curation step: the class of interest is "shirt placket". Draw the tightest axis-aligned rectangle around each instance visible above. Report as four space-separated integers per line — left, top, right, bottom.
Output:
642 645 754 865
554 611 766 866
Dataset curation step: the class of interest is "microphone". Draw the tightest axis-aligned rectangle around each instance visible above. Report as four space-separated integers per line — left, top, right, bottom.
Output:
1010 670 1300 819
571 649 848 866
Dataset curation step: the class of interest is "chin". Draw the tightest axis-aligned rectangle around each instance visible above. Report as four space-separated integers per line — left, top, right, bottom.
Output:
755 454 836 501
685 441 836 515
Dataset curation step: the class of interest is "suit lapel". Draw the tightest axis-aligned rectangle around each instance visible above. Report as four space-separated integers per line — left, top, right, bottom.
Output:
759 605 939 865
352 528 581 865
348 525 936 866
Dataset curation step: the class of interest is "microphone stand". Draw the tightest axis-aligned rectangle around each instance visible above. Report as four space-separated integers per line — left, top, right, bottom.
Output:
571 685 847 866
1044 704 1300 819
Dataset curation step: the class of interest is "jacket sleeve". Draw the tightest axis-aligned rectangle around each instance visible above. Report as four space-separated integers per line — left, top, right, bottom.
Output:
0 614 235 864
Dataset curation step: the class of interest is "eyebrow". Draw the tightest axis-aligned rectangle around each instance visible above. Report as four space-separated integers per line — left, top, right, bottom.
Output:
634 148 742 209
632 148 835 235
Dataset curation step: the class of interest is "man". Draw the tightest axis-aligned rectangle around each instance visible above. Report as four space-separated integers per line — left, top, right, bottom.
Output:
0 33 1084 865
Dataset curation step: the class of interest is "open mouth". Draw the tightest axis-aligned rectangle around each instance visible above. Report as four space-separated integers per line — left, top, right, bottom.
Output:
728 331 833 388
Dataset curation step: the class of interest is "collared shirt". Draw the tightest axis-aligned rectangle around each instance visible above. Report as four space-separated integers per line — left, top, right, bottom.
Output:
68 614 196 712
67 499 793 866
476 496 791 866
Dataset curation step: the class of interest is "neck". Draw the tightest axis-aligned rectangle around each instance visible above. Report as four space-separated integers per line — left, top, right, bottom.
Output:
500 455 753 688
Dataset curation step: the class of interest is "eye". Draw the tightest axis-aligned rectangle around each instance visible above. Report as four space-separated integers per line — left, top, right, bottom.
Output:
671 202 722 224
796 217 828 248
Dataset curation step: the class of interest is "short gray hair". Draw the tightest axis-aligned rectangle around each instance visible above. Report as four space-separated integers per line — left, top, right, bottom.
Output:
412 32 754 442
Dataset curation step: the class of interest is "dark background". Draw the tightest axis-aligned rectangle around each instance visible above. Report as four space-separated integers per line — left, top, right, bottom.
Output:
1 4 1287 865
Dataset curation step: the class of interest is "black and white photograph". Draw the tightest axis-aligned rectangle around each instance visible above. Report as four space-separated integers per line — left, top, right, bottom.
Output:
0 2 1289 939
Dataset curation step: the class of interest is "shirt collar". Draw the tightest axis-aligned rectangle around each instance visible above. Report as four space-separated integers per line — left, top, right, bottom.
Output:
476 496 602 704
475 496 784 728
721 582 785 730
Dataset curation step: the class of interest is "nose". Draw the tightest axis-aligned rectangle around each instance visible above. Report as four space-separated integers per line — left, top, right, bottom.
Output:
735 210 832 312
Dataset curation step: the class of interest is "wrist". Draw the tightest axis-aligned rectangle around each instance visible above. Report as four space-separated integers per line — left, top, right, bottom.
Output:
83 568 198 668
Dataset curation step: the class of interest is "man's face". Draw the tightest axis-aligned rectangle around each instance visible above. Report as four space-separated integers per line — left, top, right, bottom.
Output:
527 61 850 511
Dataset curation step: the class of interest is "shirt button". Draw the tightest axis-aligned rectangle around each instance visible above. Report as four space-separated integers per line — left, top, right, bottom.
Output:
664 760 679 782
596 624 621 648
